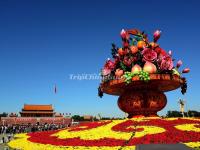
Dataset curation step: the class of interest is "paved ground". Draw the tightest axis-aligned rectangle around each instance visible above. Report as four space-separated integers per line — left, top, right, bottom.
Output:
0 143 195 150
136 144 194 150
0 143 10 150
0 134 14 150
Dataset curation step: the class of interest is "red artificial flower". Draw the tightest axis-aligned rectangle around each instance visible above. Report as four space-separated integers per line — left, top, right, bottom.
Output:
120 29 126 38
160 55 173 71
153 30 161 42
69 121 111 132
120 29 129 40
155 47 167 56
142 48 157 62
104 59 116 70
176 60 183 68
102 68 111 76
182 68 190 73
123 42 129 48
123 56 134 66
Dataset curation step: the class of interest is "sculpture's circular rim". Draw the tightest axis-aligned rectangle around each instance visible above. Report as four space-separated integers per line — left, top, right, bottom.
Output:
101 74 184 96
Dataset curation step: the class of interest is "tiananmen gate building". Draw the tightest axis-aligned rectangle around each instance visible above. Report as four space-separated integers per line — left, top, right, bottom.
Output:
20 104 55 117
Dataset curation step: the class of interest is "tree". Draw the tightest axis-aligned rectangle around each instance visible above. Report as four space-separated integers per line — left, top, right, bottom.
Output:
101 117 111 120
166 110 200 117
188 110 200 117
0 112 8 117
166 111 182 117
71 115 84 121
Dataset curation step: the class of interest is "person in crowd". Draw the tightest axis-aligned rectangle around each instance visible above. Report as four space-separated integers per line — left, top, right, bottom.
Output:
2 136 5 143
0 123 68 143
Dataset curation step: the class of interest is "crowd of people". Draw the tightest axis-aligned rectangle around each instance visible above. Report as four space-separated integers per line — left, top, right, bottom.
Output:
0 123 70 144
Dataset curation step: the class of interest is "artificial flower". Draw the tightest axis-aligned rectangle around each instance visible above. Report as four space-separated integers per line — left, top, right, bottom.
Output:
176 60 183 68
168 50 172 56
142 48 157 62
120 29 126 38
153 30 161 42
154 47 167 56
182 68 190 73
104 60 115 70
102 68 111 76
120 29 129 40
160 55 173 70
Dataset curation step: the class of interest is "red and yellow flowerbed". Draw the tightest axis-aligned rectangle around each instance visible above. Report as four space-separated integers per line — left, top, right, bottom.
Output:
8 117 200 150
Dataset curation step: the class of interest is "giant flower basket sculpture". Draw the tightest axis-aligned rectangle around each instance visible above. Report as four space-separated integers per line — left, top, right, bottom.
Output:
98 29 189 118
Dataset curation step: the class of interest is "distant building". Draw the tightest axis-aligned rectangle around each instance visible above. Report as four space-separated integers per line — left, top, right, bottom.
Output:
9 113 18 117
83 115 93 120
20 104 55 117
55 113 63 117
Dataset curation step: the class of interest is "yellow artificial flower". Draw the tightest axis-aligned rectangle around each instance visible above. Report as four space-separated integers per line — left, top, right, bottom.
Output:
175 124 200 132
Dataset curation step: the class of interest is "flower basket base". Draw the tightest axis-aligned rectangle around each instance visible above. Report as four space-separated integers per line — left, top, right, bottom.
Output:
101 74 183 118
118 90 167 118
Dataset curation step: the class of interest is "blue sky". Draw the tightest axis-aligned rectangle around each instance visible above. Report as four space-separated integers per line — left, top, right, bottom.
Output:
0 0 199 117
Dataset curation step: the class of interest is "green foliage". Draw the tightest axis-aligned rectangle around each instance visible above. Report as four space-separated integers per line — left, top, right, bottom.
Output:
130 37 137 45
0 112 8 117
166 111 182 117
119 62 127 71
166 110 200 118
71 115 84 121
172 68 180 76
134 52 144 67
188 110 200 117
101 117 112 120
111 43 118 58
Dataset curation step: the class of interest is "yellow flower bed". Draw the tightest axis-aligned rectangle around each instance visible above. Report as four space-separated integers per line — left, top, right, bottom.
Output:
175 124 200 132
184 142 200 149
